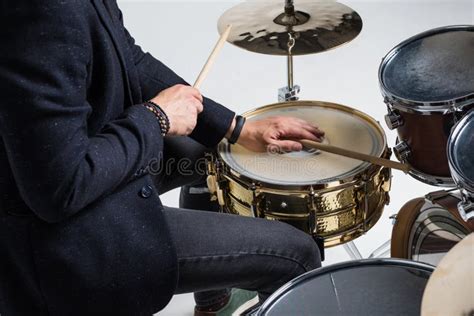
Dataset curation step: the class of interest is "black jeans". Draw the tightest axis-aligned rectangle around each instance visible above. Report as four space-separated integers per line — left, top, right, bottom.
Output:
153 137 321 305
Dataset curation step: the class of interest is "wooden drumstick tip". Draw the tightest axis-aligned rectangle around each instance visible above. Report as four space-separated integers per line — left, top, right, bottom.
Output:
193 24 233 90
300 139 412 173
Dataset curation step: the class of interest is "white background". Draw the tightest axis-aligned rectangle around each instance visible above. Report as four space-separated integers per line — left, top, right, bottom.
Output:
117 1 473 314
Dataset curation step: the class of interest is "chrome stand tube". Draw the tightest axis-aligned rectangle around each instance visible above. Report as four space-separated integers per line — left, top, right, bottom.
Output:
343 241 363 260
368 240 391 258
278 32 300 101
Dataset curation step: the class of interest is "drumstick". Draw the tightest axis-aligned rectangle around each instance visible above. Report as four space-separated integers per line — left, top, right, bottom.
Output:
193 24 232 89
300 139 412 173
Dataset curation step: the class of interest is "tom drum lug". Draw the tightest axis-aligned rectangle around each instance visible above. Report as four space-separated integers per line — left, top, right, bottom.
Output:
384 109 404 130
393 141 411 163
458 198 474 222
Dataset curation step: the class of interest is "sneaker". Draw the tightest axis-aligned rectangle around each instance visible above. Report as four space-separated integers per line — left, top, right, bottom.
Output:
194 289 259 316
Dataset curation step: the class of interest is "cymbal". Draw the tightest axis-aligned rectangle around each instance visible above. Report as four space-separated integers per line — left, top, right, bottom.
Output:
217 1 363 56
421 233 474 316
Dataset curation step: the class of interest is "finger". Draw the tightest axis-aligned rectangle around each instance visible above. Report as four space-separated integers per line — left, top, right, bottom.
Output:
302 124 325 137
187 86 204 103
193 99 204 114
281 127 322 142
269 140 303 152
291 118 325 136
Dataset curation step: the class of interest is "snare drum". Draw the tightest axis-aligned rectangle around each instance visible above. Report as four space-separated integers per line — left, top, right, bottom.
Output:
207 100 392 247
391 190 472 266
379 25 474 186
448 109 474 224
257 259 434 316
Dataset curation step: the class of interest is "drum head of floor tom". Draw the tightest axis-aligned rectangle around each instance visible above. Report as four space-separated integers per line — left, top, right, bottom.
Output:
218 101 386 186
257 259 434 316
448 110 474 193
380 25 474 107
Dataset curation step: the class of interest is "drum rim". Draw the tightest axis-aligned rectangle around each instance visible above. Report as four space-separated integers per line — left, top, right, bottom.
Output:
393 137 455 186
217 100 388 189
391 197 426 259
448 109 474 193
378 25 474 114
391 193 470 261
257 258 435 316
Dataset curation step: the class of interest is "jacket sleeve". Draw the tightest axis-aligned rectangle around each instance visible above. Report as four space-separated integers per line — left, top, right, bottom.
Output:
112 2 235 147
0 2 163 223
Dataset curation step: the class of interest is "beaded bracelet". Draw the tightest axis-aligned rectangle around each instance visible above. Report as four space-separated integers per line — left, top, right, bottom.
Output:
143 101 170 136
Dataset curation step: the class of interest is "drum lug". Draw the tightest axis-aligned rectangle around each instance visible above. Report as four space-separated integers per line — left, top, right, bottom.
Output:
250 183 262 218
216 178 228 207
205 153 228 207
457 197 474 222
205 153 218 202
307 187 318 234
393 141 411 163
384 192 391 206
384 109 404 130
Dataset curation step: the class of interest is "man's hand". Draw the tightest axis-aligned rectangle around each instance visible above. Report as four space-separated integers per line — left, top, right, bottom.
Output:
235 116 325 152
150 84 203 136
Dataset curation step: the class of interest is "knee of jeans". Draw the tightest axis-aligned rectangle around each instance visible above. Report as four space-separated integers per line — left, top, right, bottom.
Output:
280 224 322 272
300 233 322 271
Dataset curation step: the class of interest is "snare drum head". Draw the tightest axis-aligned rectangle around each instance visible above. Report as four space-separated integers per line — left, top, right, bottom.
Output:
448 110 474 192
258 259 433 316
380 25 474 104
218 101 386 186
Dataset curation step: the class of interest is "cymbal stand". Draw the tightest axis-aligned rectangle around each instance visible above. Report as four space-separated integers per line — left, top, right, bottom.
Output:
278 32 300 101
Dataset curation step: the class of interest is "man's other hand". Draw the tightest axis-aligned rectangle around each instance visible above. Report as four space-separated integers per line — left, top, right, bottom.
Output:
150 84 203 136
237 116 325 152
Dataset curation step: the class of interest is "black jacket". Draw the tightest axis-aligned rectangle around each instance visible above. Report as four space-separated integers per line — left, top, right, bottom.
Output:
0 0 234 315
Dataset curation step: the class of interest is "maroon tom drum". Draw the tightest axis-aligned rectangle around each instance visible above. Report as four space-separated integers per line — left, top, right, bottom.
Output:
379 25 474 186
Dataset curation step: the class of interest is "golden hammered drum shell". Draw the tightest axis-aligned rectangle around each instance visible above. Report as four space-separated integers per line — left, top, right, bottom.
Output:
208 101 392 247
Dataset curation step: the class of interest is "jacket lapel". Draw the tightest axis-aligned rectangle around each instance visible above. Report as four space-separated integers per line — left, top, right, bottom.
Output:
91 0 141 105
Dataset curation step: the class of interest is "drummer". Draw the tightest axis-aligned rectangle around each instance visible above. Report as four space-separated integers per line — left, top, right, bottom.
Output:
0 1 325 315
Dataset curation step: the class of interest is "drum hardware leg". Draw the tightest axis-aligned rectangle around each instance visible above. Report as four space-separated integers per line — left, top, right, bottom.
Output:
312 235 325 262
368 239 391 258
343 241 363 260
278 32 300 102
